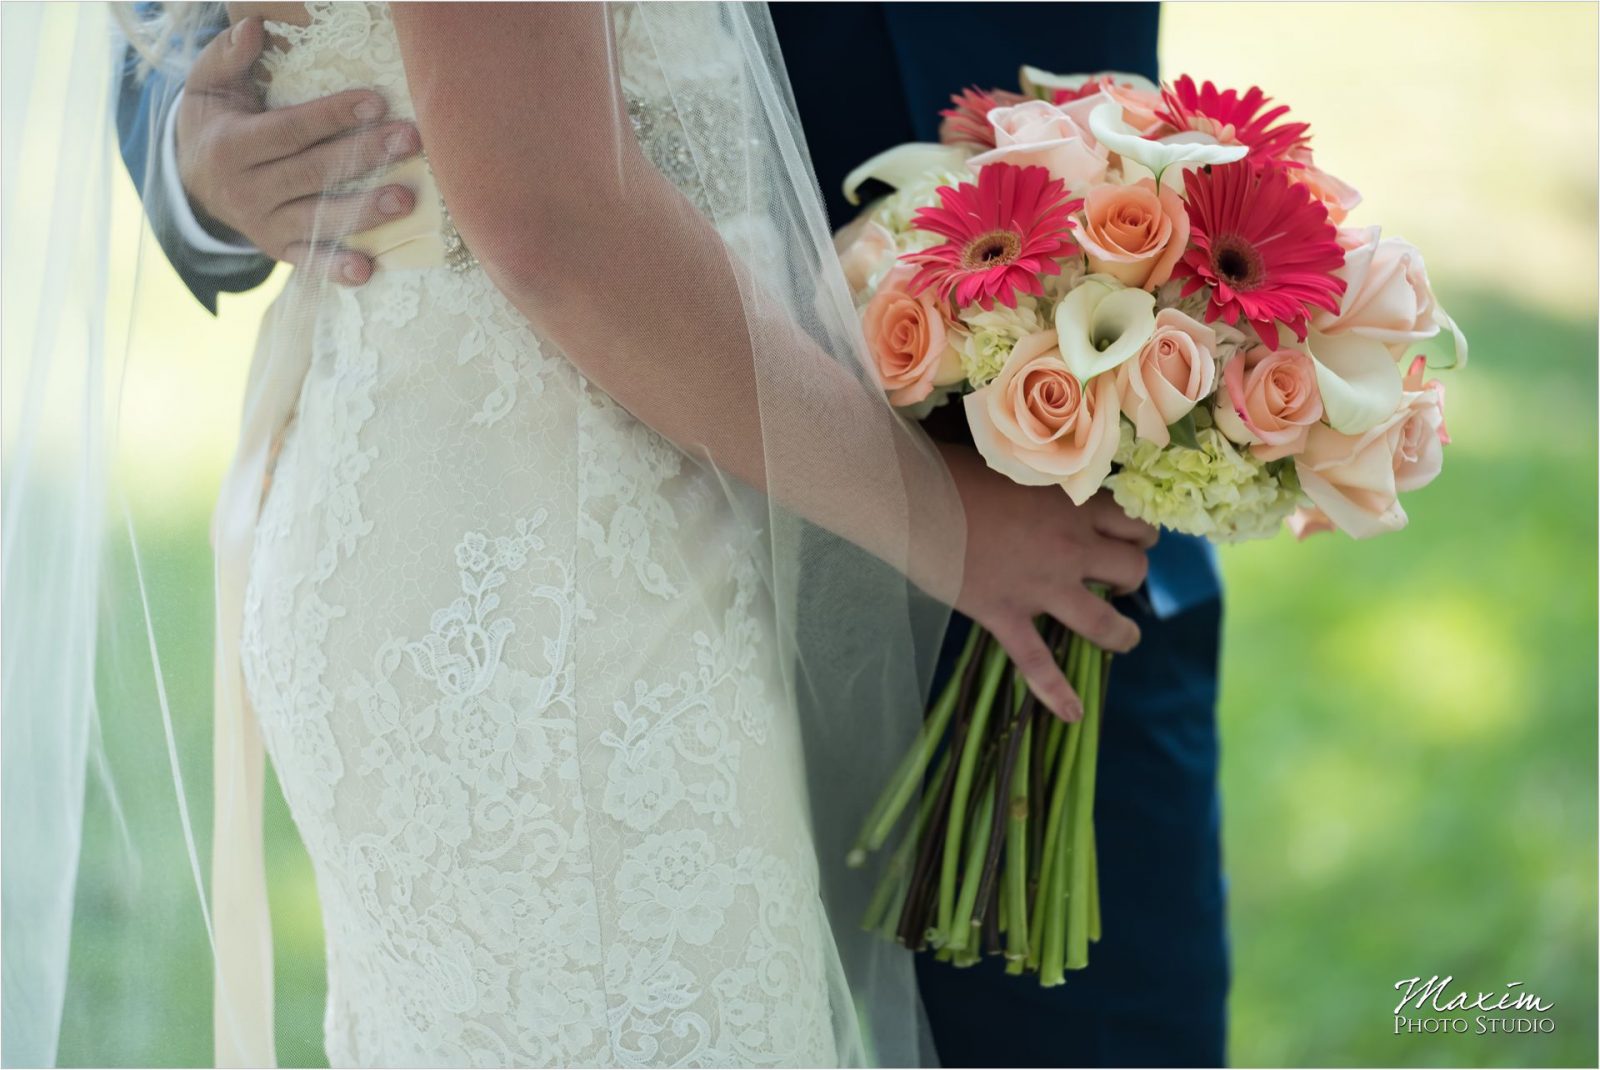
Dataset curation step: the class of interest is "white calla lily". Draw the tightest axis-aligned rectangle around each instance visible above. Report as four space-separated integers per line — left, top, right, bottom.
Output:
1305 329 1404 435
1054 274 1158 383
1019 65 1157 99
843 142 972 206
1088 101 1247 179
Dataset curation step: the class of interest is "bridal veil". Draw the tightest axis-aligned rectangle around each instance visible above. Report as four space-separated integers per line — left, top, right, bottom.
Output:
2 3 960 1066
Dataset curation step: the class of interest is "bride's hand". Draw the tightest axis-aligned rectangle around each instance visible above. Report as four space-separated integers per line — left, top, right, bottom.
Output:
939 443 1155 721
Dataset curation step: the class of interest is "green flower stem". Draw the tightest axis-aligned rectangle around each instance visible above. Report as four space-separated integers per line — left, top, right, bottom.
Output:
860 748 952 933
969 673 1031 936
1066 634 1105 970
851 625 982 865
945 775 997 953
896 631 992 948
1040 630 1080 775
1039 751 1075 987
1087 818 1101 944
1004 718 1033 963
935 640 1010 939
1031 706 1083 979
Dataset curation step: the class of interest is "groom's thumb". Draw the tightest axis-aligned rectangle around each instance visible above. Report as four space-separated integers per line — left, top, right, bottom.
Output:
187 16 266 101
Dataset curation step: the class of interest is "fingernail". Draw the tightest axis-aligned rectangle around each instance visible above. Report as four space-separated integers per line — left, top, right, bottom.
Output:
229 21 244 47
341 259 363 283
385 129 415 156
354 98 383 122
378 190 404 215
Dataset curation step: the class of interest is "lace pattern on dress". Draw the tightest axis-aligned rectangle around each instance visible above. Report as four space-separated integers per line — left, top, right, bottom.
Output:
238 4 838 1065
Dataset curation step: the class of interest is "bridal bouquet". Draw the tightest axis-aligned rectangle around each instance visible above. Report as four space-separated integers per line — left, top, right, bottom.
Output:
840 68 1466 985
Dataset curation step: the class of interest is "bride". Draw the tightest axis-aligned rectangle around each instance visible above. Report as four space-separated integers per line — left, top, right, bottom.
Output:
10 2 1152 1066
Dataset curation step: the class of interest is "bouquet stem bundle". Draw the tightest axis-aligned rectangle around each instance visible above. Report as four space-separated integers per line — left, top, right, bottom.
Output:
851 612 1111 986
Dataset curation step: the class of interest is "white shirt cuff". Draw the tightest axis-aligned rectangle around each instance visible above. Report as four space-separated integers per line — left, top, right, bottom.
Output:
162 88 260 258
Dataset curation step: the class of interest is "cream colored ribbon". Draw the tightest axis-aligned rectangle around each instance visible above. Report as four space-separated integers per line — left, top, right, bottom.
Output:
211 290 304 1069
210 159 451 1068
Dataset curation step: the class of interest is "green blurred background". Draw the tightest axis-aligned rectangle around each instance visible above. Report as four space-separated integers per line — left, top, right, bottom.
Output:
20 2 1599 1067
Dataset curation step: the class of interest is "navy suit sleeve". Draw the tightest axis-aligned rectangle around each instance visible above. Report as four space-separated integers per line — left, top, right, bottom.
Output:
116 39 275 314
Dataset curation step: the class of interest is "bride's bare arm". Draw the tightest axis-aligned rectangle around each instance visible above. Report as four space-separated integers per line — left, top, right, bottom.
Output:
392 5 957 570
390 3 1148 715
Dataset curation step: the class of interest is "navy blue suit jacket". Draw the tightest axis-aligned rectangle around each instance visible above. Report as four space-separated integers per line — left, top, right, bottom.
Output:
769 6 1230 1065
116 18 274 313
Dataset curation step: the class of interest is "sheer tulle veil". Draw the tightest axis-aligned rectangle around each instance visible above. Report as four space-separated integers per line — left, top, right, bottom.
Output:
3 3 959 1066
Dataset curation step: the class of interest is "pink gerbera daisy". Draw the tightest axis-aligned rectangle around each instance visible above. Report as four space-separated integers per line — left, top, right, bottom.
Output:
1157 75 1310 167
1175 162 1346 348
939 86 1029 148
1050 79 1109 105
905 163 1081 311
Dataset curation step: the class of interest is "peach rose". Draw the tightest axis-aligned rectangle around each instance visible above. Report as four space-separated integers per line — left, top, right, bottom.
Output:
964 329 1121 504
1075 178 1190 290
1116 308 1216 445
863 265 963 407
968 100 1108 190
1213 344 1324 460
834 216 897 293
1313 226 1465 364
1100 79 1168 136
1286 149 1361 224
1293 366 1448 538
1285 505 1337 540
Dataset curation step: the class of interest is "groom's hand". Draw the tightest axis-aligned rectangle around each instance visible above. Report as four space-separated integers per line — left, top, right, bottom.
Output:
940 443 1155 722
175 17 422 285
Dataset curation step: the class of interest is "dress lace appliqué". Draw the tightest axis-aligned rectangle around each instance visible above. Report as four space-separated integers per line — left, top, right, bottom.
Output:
238 3 836 1066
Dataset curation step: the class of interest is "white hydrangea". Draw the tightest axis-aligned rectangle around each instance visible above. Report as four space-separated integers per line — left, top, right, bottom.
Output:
952 297 1051 386
1105 422 1301 543
871 168 974 252
1039 254 1088 303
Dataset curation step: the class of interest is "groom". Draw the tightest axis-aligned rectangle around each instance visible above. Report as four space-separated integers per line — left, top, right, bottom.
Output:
120 4 1228 1066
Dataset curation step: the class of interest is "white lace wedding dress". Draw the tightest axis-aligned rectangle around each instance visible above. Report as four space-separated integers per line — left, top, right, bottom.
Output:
237 4 838 1065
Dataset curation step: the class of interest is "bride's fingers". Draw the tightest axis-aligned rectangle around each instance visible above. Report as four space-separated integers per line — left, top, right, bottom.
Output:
280 241 375 287
988 615 1082 722
1088 494 1159 548
1050 586 1142 654
1083 539 1149 596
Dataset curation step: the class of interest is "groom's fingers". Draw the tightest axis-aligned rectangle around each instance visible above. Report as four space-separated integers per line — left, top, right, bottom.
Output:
273 185 418 246
267 121 421 199
185 17 266 106
248 90 397 167
280 241 375 288
989 617 1082 722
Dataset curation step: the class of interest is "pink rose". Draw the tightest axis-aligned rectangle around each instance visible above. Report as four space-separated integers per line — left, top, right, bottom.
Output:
1116 308 1217 445
1293 362 1448 538
1075 178 1190 290
1213 344 1324 460
834 215 897 293
1313 226 1461 359
863 265 962 407
964 329 1121 504
968 100 1108 190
